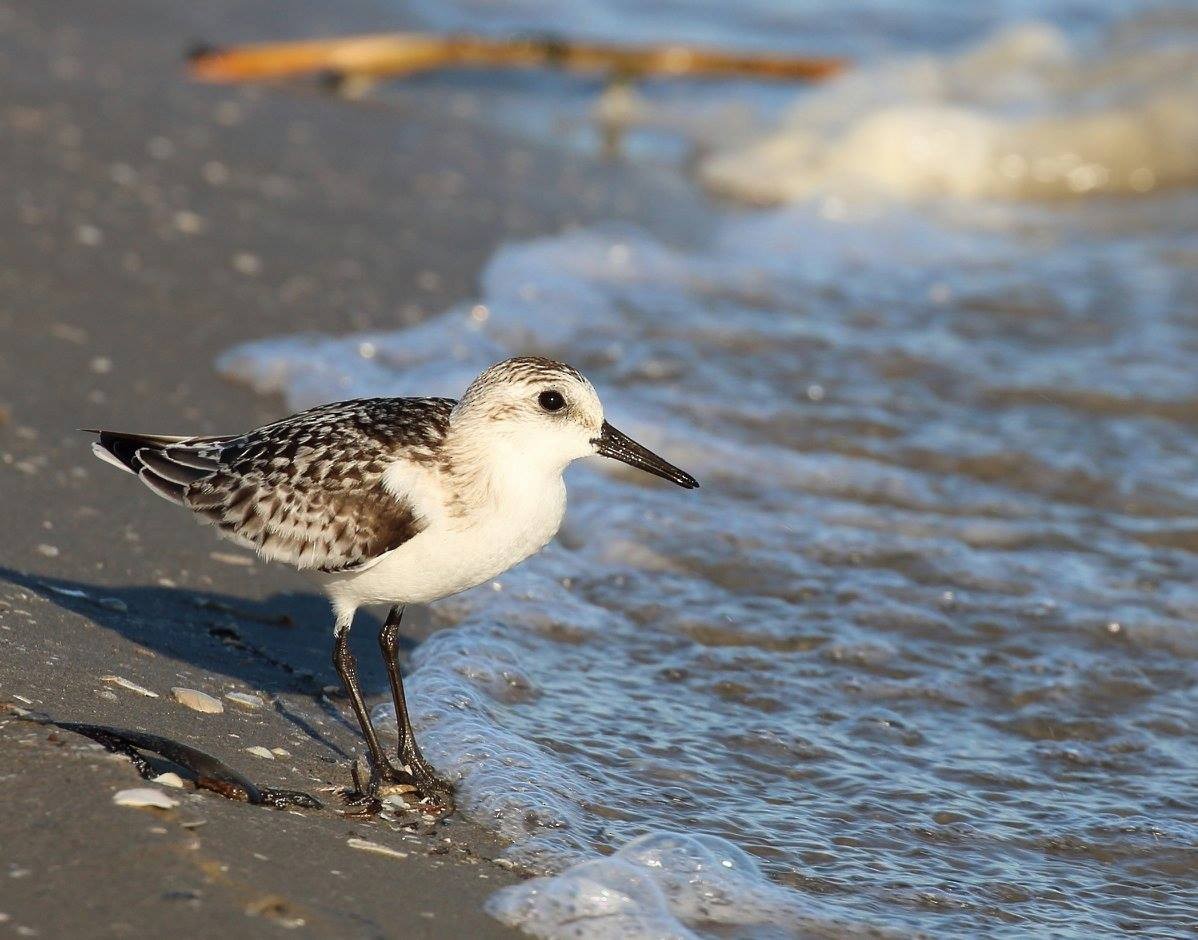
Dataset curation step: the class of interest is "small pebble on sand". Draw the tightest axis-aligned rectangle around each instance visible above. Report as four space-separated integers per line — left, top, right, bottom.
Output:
171 687 224 714
113 788 179 809
173 210 205 235
225 691 264 710
75 224 102 246
201 160 230 185
232 252 262 275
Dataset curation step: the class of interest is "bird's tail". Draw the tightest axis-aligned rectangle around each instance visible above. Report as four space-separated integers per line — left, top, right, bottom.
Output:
84 429 231 505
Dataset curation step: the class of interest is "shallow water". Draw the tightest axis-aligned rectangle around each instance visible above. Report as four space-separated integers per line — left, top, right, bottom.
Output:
220 4 1198 936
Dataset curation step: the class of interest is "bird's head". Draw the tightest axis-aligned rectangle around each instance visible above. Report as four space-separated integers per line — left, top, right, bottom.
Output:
451 356 698 488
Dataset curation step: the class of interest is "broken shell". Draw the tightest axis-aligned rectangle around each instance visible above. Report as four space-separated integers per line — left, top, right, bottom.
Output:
245 746 275 759
152 772 186 789
210 551 255 567
45 584 89 599
225 691 265 710
101 675 159 698
378 782 418 796
113 787 179 809
347 838 409 860
171 688 224 714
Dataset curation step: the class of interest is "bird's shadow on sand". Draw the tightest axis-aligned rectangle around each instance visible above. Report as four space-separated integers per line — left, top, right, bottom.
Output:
0 566 414 758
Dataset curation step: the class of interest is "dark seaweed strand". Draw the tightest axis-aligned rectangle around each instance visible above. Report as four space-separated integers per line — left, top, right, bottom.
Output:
50 719 322 809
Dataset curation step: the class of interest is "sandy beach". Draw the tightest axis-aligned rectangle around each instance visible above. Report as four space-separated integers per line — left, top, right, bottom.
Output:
0 1 711 935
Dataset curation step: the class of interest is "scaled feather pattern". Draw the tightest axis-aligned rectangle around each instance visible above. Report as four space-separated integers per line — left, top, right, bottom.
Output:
91 398 454 572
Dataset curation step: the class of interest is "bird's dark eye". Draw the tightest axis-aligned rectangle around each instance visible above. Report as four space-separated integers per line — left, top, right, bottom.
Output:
538 390 566 412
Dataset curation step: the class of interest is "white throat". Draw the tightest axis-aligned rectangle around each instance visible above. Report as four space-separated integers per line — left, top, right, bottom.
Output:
441 423 574 520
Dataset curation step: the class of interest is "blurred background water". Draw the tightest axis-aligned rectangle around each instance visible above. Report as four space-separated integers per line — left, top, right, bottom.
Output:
220 1 1198 936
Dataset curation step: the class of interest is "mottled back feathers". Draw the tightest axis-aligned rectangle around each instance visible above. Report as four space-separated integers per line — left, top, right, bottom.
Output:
90 398 453 572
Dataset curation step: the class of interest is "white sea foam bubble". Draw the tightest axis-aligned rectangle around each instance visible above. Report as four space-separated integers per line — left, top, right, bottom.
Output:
486 832 847 939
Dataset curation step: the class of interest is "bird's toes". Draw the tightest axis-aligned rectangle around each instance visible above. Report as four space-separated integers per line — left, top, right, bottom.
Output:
338 757 454 818
384 774 454 817
338 795 384 817
417 771 455 800
408 772 455 816
338 756 409 806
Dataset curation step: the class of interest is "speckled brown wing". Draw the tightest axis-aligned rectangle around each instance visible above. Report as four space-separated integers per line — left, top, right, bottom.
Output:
93 398 454 573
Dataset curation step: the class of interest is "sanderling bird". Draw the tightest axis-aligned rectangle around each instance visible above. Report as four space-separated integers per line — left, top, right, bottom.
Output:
87 356 698 813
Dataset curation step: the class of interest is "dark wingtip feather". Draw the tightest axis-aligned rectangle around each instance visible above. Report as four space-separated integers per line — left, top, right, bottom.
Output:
138 449 212 486
163 445 221 471
138 468 187 505
90 433 144 474
88 429 227 497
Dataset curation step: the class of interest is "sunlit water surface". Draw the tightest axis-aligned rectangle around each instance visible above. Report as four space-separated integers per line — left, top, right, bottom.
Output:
219 3 1198 936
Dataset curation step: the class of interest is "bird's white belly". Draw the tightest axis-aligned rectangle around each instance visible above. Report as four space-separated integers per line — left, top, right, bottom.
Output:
320 481 566 609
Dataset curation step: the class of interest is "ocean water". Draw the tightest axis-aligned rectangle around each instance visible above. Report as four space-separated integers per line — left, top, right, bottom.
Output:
219 4 1198 937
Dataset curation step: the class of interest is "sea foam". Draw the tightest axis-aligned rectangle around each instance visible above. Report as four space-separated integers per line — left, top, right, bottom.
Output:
700 20 1198 202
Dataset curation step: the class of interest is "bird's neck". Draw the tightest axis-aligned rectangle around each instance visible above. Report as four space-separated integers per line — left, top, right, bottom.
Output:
439 425 567 519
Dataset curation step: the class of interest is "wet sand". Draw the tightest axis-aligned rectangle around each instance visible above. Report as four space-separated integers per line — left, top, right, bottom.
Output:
0 1 711 935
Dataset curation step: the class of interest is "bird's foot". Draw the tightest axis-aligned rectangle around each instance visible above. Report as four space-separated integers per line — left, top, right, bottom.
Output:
402 755 455 817
339 755 454 818
339 756 414 814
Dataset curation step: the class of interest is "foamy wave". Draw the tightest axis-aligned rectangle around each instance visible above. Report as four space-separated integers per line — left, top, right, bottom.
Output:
486 832 884 939
700 20 1198 202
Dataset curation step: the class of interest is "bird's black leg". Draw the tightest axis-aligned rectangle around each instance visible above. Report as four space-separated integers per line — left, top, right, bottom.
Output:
379 605 455 809
332 620 404 798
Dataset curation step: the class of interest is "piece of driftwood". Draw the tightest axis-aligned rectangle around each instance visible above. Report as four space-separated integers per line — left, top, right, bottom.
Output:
188 32 847 84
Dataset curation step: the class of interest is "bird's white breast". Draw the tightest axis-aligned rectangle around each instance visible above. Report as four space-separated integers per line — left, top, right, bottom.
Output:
318 455 567 610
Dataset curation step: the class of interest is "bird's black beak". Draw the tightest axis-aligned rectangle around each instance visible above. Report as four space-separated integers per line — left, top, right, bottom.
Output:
593 421 699 489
